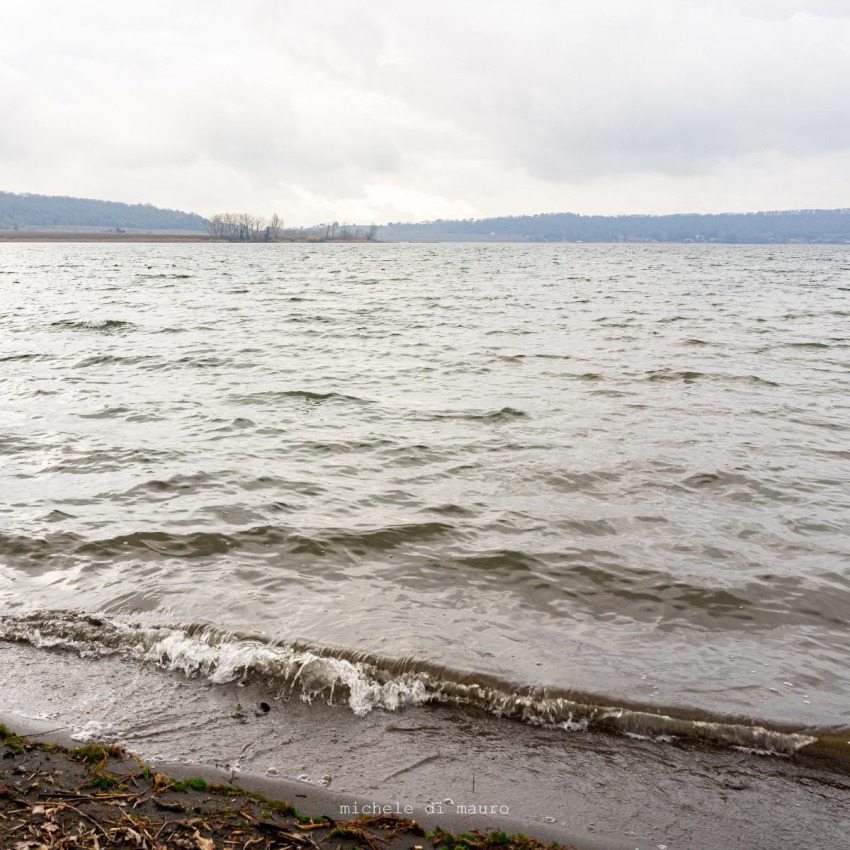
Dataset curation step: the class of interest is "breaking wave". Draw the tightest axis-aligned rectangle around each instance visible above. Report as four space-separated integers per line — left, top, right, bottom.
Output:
0 610 821 757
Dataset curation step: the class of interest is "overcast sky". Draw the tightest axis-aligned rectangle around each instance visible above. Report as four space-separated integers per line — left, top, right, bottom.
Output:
2 0 849 224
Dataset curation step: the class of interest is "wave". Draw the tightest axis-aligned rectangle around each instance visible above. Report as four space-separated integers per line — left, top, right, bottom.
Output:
75 354 155 368
422 407 529 422
0 522 455 563
0 353 52 362
229 390 373 405
50 319 135 332
0 611 826 757
643 369 779 386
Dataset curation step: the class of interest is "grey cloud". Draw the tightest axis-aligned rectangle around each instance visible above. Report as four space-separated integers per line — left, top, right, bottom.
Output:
0 0 848 221
367 2 850 180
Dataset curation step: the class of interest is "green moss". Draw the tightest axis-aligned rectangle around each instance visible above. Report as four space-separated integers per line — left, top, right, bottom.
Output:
427 827 562 850
208 783 239 795
170 777 209 793
328 827 367 841
244 794 295 815
82 774 124 791
302 815 331 826
1 725 25 756
70 744 124 765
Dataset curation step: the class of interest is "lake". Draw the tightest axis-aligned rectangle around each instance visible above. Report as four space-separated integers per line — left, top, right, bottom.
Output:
1 241 848 757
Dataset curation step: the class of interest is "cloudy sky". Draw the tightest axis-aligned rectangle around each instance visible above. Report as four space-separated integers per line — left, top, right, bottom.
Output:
2 0 849 224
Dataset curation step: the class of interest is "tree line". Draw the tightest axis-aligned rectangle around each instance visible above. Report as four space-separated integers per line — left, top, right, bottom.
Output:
204 213 285 241
380 209 850 244
206 213 378 242
0 191 207 232
322 222 378 241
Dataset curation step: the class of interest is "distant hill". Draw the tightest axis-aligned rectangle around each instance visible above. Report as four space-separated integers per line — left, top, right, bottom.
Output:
379 209 850 244
0 191 208 232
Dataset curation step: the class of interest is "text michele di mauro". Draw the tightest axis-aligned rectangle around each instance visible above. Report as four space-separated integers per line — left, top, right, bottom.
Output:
338 800 511 817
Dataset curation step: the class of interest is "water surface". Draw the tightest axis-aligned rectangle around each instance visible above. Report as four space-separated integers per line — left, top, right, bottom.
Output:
1 242 848 749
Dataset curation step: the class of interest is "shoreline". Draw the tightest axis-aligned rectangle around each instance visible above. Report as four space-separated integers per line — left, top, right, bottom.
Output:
3 232 849 245
2 611 847 768
2 639 849 850
0 232 377 243
0 726 559 850
1 719 587 850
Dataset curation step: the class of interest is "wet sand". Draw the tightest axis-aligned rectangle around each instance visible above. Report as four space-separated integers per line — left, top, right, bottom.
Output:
1 718 586 850
1 726 575 850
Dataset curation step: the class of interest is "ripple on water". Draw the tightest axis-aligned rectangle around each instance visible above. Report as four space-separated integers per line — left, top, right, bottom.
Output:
0 242 849 738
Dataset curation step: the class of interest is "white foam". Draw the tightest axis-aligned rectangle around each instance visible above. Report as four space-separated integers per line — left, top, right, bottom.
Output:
70 719 110 743
0 612 825 756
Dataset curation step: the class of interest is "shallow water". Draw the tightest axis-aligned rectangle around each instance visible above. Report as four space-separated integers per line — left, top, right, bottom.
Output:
1 242 849 750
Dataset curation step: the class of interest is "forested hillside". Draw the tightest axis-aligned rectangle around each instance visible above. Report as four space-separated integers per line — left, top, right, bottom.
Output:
380 209 850 243
0 191 207 232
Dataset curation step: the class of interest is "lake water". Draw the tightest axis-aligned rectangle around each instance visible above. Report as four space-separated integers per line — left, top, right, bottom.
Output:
1 241 848 758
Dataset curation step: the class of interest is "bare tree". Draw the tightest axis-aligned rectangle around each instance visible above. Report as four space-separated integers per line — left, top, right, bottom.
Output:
266 213 283 242
206 212 287 242
207 213 369 243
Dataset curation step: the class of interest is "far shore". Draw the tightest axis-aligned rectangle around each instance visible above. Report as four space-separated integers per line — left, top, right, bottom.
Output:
0 231 378 244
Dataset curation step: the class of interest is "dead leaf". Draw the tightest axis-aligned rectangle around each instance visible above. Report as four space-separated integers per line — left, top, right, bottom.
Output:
193 828 215 850
152 772 171 792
